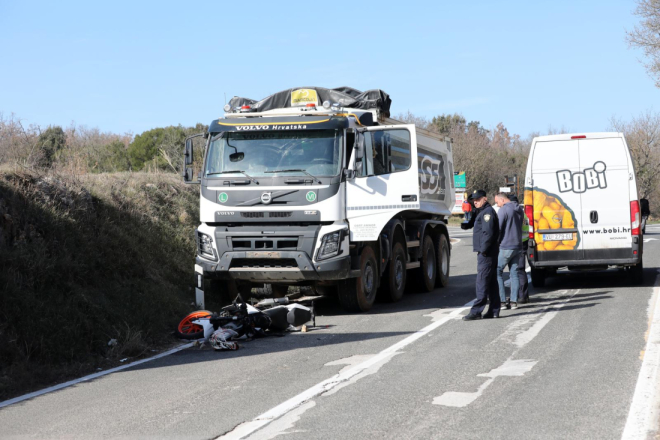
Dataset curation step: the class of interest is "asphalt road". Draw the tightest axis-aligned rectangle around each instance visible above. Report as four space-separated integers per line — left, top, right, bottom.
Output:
2 226 660 440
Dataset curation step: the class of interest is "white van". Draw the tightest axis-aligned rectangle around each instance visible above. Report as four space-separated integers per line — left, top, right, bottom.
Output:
523 132 644 286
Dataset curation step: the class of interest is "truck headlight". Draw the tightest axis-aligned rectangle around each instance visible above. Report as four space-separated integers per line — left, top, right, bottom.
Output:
317 230 345 260
197 232 216 260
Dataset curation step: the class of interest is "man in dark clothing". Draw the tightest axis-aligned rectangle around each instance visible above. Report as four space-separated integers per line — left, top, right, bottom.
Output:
509 195 530 303
495 192 523 309
462 190 501 320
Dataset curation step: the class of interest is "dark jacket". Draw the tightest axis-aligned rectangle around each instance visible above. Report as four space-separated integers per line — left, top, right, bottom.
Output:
472 202 500 255
498 201 523 250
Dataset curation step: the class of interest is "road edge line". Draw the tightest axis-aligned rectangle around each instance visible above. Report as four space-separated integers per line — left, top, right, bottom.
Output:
621 277 660 439
0 342 194 410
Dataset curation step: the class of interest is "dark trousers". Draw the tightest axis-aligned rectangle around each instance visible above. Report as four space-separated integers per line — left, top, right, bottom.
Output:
518 241 529 301
470 252 501 315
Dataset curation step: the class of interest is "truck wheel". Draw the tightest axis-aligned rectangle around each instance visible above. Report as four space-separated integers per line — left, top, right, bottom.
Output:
338 245 378 312
410 235 436 293
434 234 450 288
630 260 644 285
531 268 546 288
379 241 407 301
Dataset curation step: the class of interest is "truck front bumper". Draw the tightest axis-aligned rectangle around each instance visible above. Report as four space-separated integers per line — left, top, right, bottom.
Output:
195 252 351 282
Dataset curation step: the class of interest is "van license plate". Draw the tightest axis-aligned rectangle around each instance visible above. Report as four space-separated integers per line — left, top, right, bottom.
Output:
543 233 573 241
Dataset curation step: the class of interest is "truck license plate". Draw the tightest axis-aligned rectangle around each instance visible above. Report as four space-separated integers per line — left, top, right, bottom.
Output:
542 233 573 241
246 251 281 258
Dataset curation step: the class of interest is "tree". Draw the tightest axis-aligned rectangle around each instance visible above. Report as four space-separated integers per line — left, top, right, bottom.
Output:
96 140 131 172
627 0 660 86
128 124 207 172
36 126 66 168
610 111 660 200
431 113 466 134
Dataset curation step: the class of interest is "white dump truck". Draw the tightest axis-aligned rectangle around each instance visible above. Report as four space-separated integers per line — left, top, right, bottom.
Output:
184 87 456 312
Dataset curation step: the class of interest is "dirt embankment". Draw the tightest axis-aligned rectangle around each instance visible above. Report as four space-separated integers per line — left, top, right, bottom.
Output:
0 170 202 400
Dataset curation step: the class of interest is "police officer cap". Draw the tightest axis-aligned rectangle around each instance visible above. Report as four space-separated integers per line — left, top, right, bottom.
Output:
468 189 487 200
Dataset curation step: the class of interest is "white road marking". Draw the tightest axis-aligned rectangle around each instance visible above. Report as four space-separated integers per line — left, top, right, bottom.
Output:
434 289 579 408
433 359 538 408
643 238 658 243
622 279 660 439
246 401 315 440
433 378 494 407
478 359 538 377
0 342 194 409
216 301 474 440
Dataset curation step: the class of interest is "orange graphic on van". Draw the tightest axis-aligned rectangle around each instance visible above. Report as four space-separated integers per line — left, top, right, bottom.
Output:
524 188 579 251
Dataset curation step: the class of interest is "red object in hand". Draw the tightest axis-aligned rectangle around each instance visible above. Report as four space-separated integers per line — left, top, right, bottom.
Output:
462 201 472 213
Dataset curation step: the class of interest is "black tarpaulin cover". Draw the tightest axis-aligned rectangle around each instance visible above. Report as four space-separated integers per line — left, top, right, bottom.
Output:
228 87 391 116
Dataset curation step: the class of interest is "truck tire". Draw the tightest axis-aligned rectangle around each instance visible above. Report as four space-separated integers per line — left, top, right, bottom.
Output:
531 267 546 288
630 260 644 285
410 235 436 293
379 241 407 301
434 234 450 288
338 245 378 312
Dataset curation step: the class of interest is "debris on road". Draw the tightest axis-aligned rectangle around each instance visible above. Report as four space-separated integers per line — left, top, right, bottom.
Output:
175 294 317 351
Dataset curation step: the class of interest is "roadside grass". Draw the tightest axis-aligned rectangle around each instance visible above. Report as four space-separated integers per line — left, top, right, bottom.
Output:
0 170 207 400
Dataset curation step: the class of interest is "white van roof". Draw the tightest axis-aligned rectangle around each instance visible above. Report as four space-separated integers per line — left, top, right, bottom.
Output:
533 132 624 143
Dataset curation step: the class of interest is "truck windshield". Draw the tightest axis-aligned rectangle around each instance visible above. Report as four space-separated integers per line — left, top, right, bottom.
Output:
205 130 342 178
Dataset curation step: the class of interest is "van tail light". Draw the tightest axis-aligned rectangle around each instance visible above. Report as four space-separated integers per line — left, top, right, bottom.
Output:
631 200 641 235
525 205 535 239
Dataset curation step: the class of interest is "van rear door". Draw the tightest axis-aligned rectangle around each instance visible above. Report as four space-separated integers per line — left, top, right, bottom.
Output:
577 136 632 260
530 139 583 262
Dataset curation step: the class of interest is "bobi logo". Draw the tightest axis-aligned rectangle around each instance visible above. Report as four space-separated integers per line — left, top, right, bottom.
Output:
556 161 607 193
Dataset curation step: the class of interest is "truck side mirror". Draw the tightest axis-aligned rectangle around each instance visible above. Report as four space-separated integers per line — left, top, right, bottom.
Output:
184 138 193 166
183 166 195 183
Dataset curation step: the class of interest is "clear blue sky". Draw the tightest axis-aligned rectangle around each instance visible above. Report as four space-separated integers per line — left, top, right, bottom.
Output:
0 0 657 138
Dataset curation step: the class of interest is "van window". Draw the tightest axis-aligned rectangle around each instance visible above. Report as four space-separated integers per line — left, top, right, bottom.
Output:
367 129 411 176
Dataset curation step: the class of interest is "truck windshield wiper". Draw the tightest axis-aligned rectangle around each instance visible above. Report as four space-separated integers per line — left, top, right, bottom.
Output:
265 169 321 184
206 170 259 184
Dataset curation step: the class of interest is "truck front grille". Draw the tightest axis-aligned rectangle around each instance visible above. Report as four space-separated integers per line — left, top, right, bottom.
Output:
240 212 264 218
231 237 298 250
229 258 299 269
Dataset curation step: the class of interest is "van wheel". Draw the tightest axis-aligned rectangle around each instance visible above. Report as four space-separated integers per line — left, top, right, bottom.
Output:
434 234 450 287
379 241 407 301
531 268 546 288
338 245 378 312
630 260 644 285
410 235 436 293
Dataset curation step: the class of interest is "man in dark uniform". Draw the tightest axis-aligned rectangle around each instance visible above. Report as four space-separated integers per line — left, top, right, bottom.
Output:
461 190 501 320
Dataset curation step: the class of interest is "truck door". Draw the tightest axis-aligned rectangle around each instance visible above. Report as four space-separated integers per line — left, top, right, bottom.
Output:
346 125 419 241
530 139 583 262
577 137 632 259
